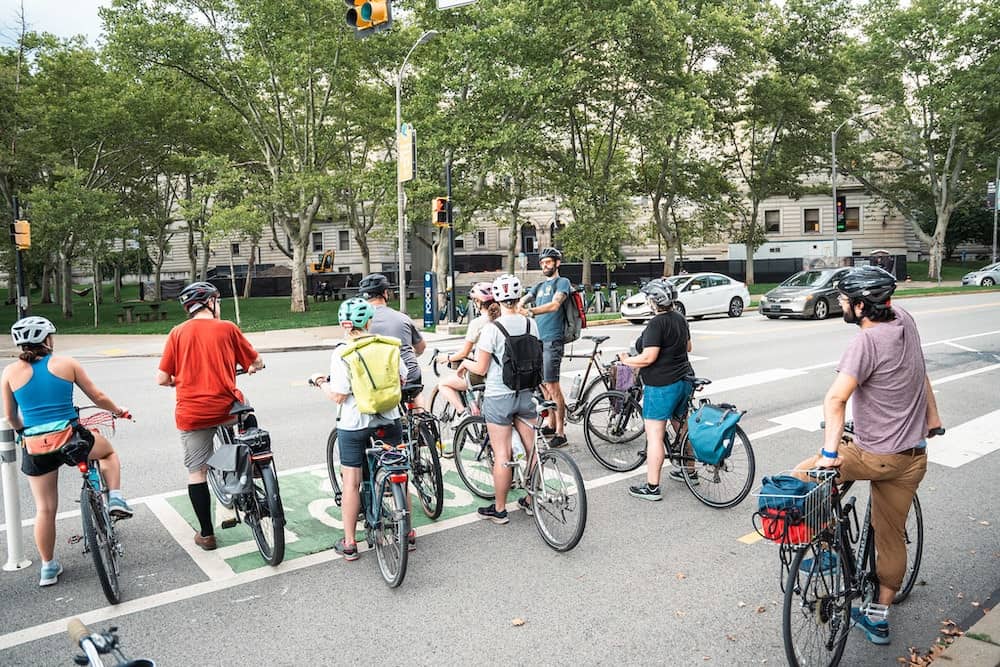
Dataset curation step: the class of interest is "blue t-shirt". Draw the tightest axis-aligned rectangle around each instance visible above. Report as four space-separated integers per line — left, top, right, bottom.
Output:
531 276 571 342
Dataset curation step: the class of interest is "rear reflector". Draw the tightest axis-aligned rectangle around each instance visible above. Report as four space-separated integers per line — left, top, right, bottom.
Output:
389 473 408 484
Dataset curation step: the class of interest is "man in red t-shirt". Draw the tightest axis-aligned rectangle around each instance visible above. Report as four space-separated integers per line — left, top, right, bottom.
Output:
156 282 264 551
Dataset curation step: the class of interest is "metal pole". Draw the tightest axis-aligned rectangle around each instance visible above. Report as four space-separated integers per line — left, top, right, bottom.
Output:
993 155 999 264
12 196 26 319
1 416 31 571
831 131 838 263
395 74 406 314
446 160 456 323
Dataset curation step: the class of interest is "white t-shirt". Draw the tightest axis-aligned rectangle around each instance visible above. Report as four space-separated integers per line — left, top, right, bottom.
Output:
327 342 400 431
465 313 489 344
475 314 539 397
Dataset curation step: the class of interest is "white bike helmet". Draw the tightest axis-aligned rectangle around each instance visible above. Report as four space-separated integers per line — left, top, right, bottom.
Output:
11 316 56 347
491 274 522 303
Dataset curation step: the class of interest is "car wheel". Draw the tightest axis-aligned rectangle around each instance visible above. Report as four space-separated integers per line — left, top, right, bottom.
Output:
813 298 829 320
674 302 686 318
728 297 744 318
983 277 996 287
626 319 645 325
765 315 779 320
693 314 704 320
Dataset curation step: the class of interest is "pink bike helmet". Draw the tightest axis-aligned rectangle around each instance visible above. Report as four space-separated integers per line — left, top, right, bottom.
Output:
469 282 494 303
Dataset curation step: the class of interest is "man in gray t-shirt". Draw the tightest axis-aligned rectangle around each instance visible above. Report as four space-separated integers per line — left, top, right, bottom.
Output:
358 273 425 384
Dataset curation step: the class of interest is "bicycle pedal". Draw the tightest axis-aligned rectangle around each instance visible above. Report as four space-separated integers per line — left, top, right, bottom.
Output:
68 534 84 544
220 518 240 529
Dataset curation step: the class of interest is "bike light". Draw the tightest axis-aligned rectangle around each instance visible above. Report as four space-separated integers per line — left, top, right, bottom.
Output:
77 462 89 474
540 409 550 418
389 473 408 483
376 428 385 438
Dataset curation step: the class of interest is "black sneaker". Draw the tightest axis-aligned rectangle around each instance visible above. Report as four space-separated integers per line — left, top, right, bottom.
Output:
628 483 662 501
668 468 698 485
335 538 360 561
407 530 416 552
541 426 557 437
517 496 533 516
477 504 509 524
548 435 569 449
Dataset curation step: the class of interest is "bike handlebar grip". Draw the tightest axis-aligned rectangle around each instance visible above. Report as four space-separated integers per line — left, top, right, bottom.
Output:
928 426 946 437
67 618 89 645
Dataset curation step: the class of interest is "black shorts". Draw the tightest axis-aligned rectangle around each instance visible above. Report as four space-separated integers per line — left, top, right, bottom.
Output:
21 448 64 477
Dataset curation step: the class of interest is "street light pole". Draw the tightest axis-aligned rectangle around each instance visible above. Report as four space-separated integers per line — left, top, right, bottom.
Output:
832 109 878 262
395 30 437 315
993 155 999 264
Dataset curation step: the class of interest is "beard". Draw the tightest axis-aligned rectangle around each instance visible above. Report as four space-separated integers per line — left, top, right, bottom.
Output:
542 266 556 277
842 304 860 326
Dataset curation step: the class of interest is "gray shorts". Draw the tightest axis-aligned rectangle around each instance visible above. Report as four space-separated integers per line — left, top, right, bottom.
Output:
542 339 565 384
180 428 219 472
482 390 537 426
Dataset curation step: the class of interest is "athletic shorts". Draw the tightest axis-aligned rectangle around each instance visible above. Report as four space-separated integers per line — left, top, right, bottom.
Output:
337 421 404 470
482 390 537 426
21 449 64 477
181 428 220 472
542 339 565 384
642 380 693 421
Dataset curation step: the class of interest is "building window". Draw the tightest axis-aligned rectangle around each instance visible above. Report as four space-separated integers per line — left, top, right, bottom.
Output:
845 207 860 232
477 231 487 248
765 210 780 233
230 243 240 256
803 208 820 233
455 237 465 250
311 231 323 251
338 230 349 251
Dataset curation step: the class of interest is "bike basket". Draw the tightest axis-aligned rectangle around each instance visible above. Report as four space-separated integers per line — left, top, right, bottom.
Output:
235 427 271 454
751 469 836 546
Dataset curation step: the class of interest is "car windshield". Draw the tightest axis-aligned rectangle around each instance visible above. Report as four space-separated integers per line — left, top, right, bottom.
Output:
780 271 829 287
668 276 690 288
980 263 1000 272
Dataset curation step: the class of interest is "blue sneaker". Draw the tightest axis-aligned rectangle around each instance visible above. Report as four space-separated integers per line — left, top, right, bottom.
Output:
39 560 63 587
108 496 134 519
800 550 839 573
851 608 890 645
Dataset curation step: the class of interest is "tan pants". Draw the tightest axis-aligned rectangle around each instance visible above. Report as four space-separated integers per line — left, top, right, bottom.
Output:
837 442 928 592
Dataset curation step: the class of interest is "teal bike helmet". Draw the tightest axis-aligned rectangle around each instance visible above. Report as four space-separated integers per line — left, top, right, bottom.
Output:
339 297 375 329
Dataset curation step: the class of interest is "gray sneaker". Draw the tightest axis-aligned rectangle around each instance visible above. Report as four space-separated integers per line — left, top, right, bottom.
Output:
668 468 698 485
108 496 134 519
39 560 63 587
628 483 662 501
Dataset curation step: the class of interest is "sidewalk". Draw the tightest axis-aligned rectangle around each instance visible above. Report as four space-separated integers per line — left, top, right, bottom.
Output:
938 605 1000 665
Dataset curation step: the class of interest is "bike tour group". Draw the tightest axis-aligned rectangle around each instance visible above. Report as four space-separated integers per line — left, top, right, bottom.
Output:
2 245 943 664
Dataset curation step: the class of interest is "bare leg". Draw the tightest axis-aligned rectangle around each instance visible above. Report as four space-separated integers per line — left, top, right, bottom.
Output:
543 381 566 435
27 470 59 561
88 432 122 490
644 419 667 486
486 422 514 509
341 466 362 544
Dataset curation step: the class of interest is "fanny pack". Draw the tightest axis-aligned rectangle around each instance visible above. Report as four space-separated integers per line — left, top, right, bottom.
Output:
22 420 76 456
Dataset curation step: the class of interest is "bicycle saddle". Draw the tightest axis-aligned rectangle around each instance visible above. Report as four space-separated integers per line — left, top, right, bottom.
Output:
582 335 610 344
228 400 255 415
401 383 424 401
685 376 712 389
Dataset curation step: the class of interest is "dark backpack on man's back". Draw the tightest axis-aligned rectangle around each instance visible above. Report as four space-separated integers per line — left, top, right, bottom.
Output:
492 319 543 391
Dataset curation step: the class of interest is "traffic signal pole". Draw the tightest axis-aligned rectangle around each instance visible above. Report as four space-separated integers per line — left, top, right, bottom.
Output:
11 196 26 319
446 160 456 323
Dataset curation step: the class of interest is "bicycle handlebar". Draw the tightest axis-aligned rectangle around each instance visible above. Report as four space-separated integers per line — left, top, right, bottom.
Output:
429 348 465 377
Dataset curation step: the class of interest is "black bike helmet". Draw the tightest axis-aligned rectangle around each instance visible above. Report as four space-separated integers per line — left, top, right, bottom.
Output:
539 247 562 261
358 273 391 299
178 281 220 314
837 266 896 306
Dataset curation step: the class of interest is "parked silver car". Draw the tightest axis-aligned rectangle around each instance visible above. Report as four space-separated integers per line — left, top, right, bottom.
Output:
759 267 852 320
961 262 1000 286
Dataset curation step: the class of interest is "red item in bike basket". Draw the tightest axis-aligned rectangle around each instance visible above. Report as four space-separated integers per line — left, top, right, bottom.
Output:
759 509 812 544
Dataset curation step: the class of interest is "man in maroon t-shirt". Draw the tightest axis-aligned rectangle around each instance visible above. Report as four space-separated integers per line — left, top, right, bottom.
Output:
798 266 942 646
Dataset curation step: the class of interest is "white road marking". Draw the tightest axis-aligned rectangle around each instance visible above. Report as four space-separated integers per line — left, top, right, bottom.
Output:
927 410 1000 468
689 329 740 336
144 497 234 581
699 368 808 396
944 342 979 353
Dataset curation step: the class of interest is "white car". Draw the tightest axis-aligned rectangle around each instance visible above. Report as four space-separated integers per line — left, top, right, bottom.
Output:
961 262 1000 287
620 273 750 323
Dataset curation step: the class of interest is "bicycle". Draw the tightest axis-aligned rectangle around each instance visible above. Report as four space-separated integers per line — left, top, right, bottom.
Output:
70 406 131 604
562 334 616 424
438 290 472 323
427 348 485 448
68 618 154 666
759 421 940 667
450 398 588 551
582 375 756 508
206 371 285 566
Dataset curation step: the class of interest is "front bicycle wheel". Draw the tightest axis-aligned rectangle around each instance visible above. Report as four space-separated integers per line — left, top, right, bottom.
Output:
412 421 444 519
894 493 924 603
683 426 755 509
566 374 610 424
248 462 285 566
583 391 646 472
428 387 458 450
453 415 495 500
373 471 409 588
207 426 235 509
529 450 588 552
326 428 344 507
783 542 851 667
80 487 121 604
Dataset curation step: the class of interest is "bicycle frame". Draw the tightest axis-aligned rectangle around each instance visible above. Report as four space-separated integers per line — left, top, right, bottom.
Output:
361 443 410 527
563 337 612 413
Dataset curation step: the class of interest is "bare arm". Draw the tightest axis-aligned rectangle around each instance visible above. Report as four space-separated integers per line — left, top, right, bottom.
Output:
72 359 126 416
247 355 265 374
527 291 567 316
156 370 174 387
1 371 23 431
440 339 475 364
924 374 942 433
413 339 426 356
618 346 660 368
821 372 859 456
460 351 491 377
687 339 693 353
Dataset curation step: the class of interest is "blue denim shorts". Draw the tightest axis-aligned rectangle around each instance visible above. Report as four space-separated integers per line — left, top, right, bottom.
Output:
642 380 693 421
542 339 564 384
337 421 403 469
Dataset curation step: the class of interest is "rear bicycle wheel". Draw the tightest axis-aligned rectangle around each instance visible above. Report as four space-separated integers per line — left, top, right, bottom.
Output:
583 391 646 472
683 426 755 509
783 542 851 667
373 472 409 588
326 428 343 506
207 426 235 509
429 387 457 451
453 415 495 500
566 374 610 424
80 487 121 604
248 462 285 566
529 450 588 552
412 422 444 519
894 493 924 603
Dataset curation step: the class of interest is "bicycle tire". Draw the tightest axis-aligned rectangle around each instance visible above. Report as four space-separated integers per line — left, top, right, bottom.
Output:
683 425 756 509
529 449 588 552
894 493 924 603
782 542 851 667
80 486 121 604
248 462 285 566
566 374 610 424
583 391 646 472
452 415 495 500
428 387 458 449
207 426 235 509
412 421 444 519
326 428 344 507
373 471 409 588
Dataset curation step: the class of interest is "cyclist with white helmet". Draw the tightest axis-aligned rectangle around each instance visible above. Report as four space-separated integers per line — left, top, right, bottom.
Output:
1 316 132 587
156 281 264 552
309 297 406 560
617 278 694 501
434 282 501 454
459 274 541 524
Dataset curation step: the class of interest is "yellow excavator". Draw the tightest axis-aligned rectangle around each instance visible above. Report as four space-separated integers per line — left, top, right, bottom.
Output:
309 250 336 274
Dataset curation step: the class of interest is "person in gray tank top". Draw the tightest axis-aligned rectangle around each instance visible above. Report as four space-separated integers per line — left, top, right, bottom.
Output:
358 273 426 386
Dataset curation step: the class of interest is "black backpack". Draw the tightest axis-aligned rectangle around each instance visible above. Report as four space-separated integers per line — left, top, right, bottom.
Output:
491 319 543 391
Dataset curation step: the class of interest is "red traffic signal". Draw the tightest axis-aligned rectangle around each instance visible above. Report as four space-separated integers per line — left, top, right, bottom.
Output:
344 0 392 37
433 197 449 227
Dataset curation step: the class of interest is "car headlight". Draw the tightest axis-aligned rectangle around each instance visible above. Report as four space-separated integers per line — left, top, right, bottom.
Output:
759 296 768 304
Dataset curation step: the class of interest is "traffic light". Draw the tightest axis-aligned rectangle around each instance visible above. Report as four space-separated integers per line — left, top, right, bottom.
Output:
344 0 392 37
10 220 30 250
432 197 449 227
836 195 847 233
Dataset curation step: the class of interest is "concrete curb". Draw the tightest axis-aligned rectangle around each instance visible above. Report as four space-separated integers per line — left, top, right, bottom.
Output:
937 591 1000 666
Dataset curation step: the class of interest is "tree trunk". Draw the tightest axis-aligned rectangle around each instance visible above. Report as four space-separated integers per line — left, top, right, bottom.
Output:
744 240 756 285
92 257 100 328
154 257 164 302
61 253 73 318
113 263 121 303
582 257 592 286
434 231 449 312
242 239 257 300
40 262 52 304
662 246 677 277
290 240 308 313
199 233 211 280
228 247 241 326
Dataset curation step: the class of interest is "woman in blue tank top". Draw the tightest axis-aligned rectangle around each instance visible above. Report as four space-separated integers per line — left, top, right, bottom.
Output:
1 316 133 588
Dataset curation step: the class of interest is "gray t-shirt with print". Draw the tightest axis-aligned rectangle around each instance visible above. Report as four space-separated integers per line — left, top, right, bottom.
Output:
837 306 928 454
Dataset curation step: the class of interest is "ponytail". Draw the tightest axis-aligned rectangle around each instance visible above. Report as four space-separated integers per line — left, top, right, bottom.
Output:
18 345 50 363
485 302 501 321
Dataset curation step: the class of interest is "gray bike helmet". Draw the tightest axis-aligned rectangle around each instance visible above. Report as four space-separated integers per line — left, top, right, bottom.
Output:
178 281 220 314
11 316 56 347
837 266 896 306
640 278 677 310
539 247 562 261
358 273 391 299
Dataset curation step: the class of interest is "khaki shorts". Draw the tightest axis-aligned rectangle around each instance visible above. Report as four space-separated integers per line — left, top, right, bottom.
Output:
180 428 220 472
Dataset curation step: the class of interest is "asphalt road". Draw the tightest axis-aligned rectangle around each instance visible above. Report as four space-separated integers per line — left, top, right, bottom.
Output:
1 291 999 666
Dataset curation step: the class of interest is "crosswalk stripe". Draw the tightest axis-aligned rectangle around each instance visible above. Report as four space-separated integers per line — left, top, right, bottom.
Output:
927 409 1000 468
